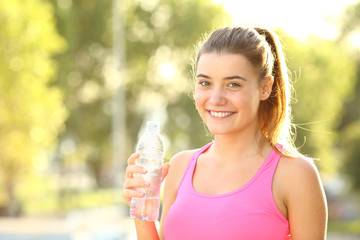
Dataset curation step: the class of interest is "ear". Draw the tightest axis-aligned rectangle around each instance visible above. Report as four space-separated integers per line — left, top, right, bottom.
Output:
260 76 274 101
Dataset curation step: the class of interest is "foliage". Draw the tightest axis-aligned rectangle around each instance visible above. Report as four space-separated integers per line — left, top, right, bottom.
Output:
340 121 360 188
49 0 231 189
338 0 360 39
336 0 360 190
0 0 67 215
280 33 356 172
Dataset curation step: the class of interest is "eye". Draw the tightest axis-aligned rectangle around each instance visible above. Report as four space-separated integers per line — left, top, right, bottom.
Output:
198 80 211 87
228 82 241 88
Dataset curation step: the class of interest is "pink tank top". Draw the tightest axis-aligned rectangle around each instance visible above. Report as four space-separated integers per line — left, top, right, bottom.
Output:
164 143 291 240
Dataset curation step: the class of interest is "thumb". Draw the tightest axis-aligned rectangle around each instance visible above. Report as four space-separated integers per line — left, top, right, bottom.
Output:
161 163 170 182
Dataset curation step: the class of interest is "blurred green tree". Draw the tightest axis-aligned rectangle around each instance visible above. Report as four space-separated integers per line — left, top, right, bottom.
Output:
49 0 231 192
281 34 356 173
0 0 67 215
337 0 360 190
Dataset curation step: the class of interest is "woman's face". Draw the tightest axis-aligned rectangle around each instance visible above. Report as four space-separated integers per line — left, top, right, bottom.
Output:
195 52 268 137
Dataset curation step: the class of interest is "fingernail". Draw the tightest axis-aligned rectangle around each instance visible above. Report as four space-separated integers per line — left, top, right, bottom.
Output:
141 168 147 173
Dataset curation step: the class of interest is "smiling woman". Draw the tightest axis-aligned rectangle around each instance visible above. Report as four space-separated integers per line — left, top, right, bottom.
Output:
122 26 328 240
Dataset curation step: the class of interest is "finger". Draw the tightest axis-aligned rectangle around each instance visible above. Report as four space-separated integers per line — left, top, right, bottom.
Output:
123 177 150 189
122 189 145 205
122 188 145 200
125 165 147 178
161 163 170 182
127 152 140 165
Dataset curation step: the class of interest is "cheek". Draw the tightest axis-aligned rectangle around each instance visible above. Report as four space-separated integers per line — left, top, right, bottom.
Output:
245 85 261 104
229 91 249 105
249 95 261 113
194 92 208 120
236 92 260 111
194 91 203 108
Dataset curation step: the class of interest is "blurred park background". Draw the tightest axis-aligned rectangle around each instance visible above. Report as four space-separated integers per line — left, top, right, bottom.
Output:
1 0 360 239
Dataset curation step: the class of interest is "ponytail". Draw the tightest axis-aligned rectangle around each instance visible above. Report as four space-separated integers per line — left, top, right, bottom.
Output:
254 28 296 156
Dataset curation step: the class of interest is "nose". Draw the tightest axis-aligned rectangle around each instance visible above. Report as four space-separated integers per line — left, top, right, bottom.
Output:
209 87 226 105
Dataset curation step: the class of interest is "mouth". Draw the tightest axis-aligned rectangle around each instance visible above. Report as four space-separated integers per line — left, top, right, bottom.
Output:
208 110 235 118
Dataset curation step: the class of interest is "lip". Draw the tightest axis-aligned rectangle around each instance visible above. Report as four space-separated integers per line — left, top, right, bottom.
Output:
208 110 236 118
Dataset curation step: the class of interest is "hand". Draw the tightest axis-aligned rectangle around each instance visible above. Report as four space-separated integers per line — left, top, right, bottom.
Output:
122 152 170 206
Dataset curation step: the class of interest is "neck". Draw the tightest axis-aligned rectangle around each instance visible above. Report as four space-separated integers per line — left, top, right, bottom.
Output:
211 129 269 163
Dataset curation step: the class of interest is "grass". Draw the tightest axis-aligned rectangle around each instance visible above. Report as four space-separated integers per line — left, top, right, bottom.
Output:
328 219 360 235
14 175 128 215
20 188 126 215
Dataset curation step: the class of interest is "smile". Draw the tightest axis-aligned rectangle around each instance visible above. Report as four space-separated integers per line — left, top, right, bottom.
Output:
208 111 235 118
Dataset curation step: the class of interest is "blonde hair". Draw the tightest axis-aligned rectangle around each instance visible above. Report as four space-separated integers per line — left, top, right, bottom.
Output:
193 26 298 157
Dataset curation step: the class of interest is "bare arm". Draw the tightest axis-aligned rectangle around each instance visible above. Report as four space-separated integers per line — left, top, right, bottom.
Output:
281 157 328 239
133 220 160 240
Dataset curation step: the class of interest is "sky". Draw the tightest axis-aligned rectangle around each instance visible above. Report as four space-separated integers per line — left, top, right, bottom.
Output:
212 0 358 41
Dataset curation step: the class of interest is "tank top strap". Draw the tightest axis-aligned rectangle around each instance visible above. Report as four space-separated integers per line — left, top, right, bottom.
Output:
177 142 213 192
255 144 284 219
265 146 282 169
259 144 283 181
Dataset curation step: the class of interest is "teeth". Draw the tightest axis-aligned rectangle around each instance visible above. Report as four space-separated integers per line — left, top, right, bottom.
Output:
210 111 233 118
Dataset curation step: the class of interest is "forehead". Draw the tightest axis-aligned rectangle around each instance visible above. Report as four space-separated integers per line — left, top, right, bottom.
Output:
196 52 259 79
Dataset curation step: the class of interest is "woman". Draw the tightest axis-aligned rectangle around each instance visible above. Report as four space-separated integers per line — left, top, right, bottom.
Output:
122 26 328 239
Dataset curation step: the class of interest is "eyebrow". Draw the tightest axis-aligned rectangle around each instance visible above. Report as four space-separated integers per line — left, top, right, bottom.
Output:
196 73 247 81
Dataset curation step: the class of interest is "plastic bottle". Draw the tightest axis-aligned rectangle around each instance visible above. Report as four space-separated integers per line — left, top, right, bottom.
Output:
130 121 164 221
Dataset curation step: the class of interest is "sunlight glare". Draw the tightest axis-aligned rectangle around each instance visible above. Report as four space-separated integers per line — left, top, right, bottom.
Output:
213 0 358 40
350 32 360 48
159 62 176 80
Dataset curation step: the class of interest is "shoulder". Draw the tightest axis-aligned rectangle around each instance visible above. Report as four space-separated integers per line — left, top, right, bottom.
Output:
277 155 321 186
167 149 198 183
276 155 326 208
169 149 197 167
162 149 197 203
274 155 323 204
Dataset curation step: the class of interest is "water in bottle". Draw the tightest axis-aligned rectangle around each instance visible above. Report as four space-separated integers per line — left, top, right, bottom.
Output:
130 121 164 221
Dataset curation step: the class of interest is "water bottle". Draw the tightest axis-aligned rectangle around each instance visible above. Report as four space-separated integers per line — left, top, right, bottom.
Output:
130 121 164 221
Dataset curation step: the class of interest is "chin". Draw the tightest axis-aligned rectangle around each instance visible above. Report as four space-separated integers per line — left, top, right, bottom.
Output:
207 126 235 136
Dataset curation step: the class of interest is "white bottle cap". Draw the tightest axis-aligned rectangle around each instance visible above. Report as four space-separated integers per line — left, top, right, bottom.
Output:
146 121 160 133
